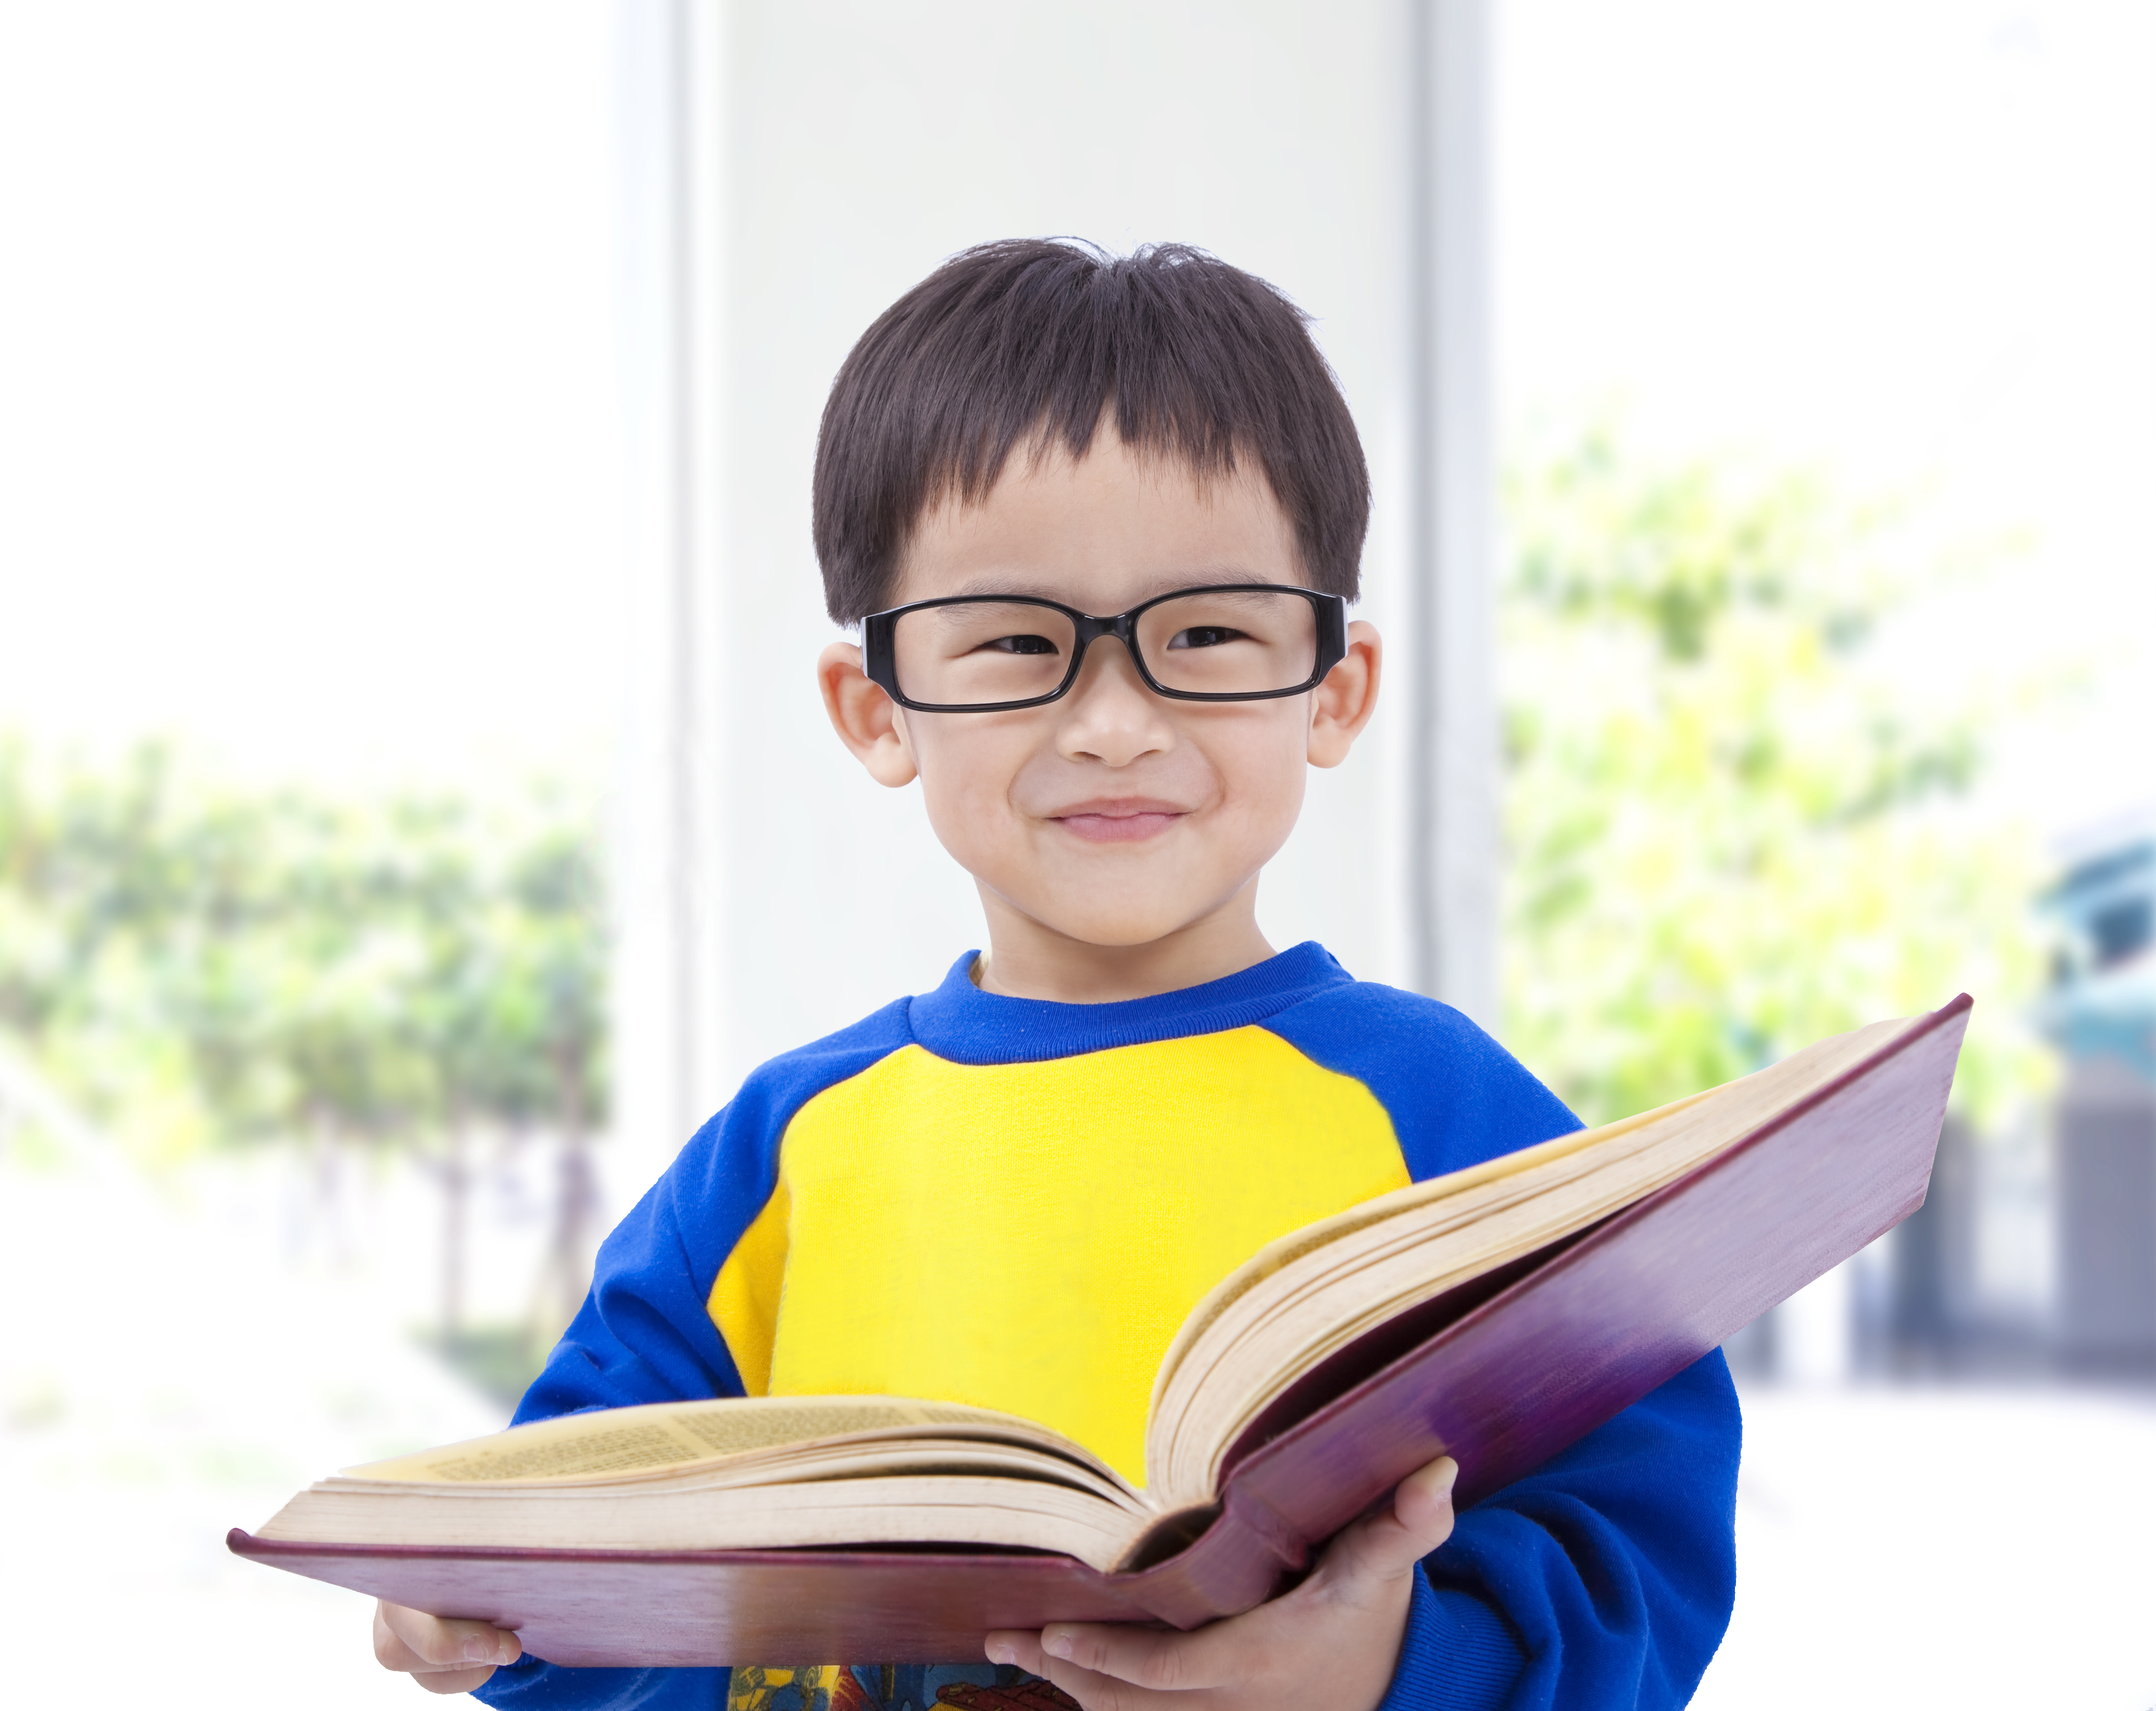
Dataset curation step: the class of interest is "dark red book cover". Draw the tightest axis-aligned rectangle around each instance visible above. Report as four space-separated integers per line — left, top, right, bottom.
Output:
229 995 1970 1664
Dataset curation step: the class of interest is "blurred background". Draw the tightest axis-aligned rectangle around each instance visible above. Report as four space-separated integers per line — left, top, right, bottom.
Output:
1 2 2151 1706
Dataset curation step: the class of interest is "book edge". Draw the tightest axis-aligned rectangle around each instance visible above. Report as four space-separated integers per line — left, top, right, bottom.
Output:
1214 992 1972 1517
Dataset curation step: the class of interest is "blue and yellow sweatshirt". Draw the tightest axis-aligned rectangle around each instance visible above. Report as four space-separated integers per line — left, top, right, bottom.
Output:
473 943 1739 1711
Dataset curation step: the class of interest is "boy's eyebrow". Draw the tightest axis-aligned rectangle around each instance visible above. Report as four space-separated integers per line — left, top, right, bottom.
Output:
935 568 1301 608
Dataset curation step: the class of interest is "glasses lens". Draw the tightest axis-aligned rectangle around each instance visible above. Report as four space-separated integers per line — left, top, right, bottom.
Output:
891 601 1080 707
1136 590 1319 696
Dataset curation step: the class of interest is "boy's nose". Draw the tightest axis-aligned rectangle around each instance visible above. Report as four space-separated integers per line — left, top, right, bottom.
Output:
1053 637 1173 767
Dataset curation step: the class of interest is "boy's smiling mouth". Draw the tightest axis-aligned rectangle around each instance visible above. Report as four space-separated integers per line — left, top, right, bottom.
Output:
1046 796 1190 843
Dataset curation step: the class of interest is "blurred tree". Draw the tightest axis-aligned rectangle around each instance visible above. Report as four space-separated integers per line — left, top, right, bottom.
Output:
0 743 607 1347
497 821 610 1342
0 741 245 1155
1500 429 2045 1128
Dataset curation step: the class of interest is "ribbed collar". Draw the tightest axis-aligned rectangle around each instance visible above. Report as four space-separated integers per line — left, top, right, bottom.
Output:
905 940 1354 1065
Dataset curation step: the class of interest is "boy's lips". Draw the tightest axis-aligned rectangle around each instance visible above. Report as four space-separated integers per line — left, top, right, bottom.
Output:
1047 798 1189 844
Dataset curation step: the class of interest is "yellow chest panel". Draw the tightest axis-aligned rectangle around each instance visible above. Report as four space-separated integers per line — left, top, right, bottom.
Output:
706 1026 1408 1484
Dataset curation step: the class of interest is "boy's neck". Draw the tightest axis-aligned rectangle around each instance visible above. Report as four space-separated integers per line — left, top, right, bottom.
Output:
971 885 1277 1005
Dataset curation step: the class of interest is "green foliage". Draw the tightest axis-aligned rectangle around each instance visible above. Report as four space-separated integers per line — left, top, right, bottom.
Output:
0 740 607 1161
418 1323 552 1410
1501 430 2047 1128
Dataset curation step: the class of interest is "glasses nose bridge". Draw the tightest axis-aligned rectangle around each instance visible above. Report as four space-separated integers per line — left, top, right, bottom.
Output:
1074 607 1140 639
1065 608 1151 692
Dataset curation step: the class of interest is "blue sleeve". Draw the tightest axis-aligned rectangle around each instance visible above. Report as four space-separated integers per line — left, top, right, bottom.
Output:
511 999 913 1428
1269 985 1742 1708
1260 983 1581 1181
474 1003 914 1710
1380 1352 1741 1709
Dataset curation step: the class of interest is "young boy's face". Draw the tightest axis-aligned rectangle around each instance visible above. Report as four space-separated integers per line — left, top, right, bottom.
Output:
821 428 1380 973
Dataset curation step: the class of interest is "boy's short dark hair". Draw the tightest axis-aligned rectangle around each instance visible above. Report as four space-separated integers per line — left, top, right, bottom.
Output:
812 239 1370 623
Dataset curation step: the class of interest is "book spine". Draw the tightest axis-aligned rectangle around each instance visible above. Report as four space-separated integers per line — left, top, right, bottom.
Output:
1108 1492 1305 1627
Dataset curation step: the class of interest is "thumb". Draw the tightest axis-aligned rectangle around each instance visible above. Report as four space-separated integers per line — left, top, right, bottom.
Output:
1322 1455 1460 1591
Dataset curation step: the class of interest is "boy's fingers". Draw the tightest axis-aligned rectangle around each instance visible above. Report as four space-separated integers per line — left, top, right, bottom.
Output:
996 1635 1179 1711
374 1600 522 1672
412 1665 505 1695
983 1630 1046 1674
371 1603 511 1694
1323 1455 1460 1591
985 1634 1121 1711
1033 1620 1235 1693
1392 1455 1460 1552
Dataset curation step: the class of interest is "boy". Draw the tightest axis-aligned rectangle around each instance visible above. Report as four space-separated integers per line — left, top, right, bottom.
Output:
374 240 1739 1710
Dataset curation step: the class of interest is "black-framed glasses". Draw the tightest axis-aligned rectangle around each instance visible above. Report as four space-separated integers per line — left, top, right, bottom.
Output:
862 585 1348 713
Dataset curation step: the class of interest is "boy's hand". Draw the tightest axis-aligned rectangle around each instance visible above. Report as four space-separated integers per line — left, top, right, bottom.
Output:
985 1455 1457 1711
373 1599 522 1694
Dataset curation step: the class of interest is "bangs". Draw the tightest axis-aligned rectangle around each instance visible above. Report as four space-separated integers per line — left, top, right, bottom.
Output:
813 240 1369 622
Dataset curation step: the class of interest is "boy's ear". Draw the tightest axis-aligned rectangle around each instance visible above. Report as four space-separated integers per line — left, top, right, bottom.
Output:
1308 620 1381 769
819 642 919 787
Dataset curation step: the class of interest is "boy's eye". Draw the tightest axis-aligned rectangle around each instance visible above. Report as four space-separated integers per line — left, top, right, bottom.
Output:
1165 626 1245 650
978 632 1060 656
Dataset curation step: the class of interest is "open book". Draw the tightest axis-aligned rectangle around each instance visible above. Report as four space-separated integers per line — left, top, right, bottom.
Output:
233 996 1969 1664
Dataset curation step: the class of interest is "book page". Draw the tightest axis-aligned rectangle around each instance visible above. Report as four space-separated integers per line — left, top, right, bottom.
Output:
1145 1083 1723 1422
351 1395 1073 1486
259 1470 1146 1573
1145 1014 1922 1500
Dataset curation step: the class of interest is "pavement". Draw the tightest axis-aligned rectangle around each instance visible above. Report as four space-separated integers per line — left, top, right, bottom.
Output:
1696 1380 2156 1710
1 1131 506 1711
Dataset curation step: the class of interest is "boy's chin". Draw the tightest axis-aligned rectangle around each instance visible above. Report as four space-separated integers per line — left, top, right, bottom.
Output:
1019 895 1242 951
